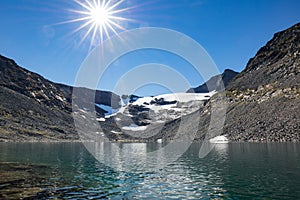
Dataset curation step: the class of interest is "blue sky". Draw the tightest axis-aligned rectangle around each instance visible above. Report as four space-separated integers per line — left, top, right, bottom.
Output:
0 0 300 96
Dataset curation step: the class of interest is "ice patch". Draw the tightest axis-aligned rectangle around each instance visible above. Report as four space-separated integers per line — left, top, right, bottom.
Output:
96 104 120 116
209 135 229 144
122 124 148 131
96 118 106 122
111 130 122 134
106 91 217 123
131 92 216 114
133 91 216 106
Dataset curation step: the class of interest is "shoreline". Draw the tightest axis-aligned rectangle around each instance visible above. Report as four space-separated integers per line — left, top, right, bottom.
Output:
1 140 300 143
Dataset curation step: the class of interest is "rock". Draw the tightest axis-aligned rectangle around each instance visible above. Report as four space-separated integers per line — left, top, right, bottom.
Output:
0 162 53 199
187 69 239 93
0 55 120 141
203 23 300 142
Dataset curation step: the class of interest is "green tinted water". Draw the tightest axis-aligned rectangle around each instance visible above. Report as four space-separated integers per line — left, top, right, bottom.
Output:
0 143 300 199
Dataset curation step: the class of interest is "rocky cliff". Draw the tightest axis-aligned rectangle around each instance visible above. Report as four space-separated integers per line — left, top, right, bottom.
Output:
0 55 120 141
197 23 300 142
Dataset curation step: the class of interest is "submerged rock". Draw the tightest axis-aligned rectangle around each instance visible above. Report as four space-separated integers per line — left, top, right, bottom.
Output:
0 162 53 199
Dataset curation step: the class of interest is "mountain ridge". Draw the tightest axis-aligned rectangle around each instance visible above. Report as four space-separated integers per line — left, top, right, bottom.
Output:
187 69 239 93
0 22 299 142
196 22 300 142
0 55 120 141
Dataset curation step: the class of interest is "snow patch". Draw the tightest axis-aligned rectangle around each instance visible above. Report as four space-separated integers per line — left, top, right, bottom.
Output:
96 104 120 116
106 91 217 127
133 91 216 106
131 92 216 115
105 106 128 118
111 130 122 134
209 135 229 144
96 118 106 122
122 124 148 131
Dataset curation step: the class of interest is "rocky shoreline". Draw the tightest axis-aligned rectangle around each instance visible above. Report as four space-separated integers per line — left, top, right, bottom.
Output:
0 162 53 199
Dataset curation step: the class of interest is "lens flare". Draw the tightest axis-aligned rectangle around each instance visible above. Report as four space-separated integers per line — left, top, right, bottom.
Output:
65 0 133 47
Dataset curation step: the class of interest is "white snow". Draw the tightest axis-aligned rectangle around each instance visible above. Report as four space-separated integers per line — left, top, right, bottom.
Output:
209 135 229 144
95 104 118 116
111 130 122 134
96 118 106 122
105 106 128 118
107 92 216 119
106 91 217 129
126 91 216 117
131 92 216 115
133 92 216 106
95 132 104 136
122 124 148 131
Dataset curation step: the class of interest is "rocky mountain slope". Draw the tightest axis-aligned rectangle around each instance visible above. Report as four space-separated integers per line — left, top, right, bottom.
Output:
186 22 300 142
187 69 239 93
0 22 299 142
0 55 120 141
105 23 299 143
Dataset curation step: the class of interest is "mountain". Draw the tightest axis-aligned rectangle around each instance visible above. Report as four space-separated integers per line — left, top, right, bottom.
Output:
1 22 299 142
227 23 300 91
187 69 239 93
0 55 120 141
190 22 299 142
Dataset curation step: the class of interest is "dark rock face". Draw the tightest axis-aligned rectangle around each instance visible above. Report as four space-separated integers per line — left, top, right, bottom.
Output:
227 23 300 91
0 55 120 141
202 23 300 142
187 69 239 93
150 98 177 105
0 162 53 199
128 105 151 126
0 56 72 112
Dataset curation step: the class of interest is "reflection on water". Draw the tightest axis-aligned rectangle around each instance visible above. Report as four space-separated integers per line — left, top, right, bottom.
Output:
85 141 194 172
214 143 229 156
0 143 300 199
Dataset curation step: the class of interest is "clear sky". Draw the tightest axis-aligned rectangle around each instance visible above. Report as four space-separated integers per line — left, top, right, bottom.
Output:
0 0 300 96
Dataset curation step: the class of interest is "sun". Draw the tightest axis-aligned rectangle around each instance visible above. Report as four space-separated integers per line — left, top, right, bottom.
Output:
65 0 132 47
90 6 109 25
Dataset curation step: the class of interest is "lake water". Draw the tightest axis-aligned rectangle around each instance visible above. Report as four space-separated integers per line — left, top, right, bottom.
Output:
0 143 300 199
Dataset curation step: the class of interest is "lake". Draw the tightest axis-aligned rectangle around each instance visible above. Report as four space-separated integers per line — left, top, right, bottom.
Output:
0 142 300 199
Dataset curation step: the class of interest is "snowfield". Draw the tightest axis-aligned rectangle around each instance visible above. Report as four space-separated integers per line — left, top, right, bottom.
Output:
122 124 148 131
101 91 217 132
134 92 215 104
132 92 216 114
209 135 229 143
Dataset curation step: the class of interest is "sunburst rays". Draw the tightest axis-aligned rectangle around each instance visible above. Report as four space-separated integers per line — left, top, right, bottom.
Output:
63 0 133 48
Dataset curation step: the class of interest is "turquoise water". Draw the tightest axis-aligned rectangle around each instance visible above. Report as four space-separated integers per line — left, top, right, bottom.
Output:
0 143 300 199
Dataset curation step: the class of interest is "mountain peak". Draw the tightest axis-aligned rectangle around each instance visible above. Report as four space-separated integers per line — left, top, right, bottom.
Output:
247 22 300 71
187 69 239 93
228 22 300 91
